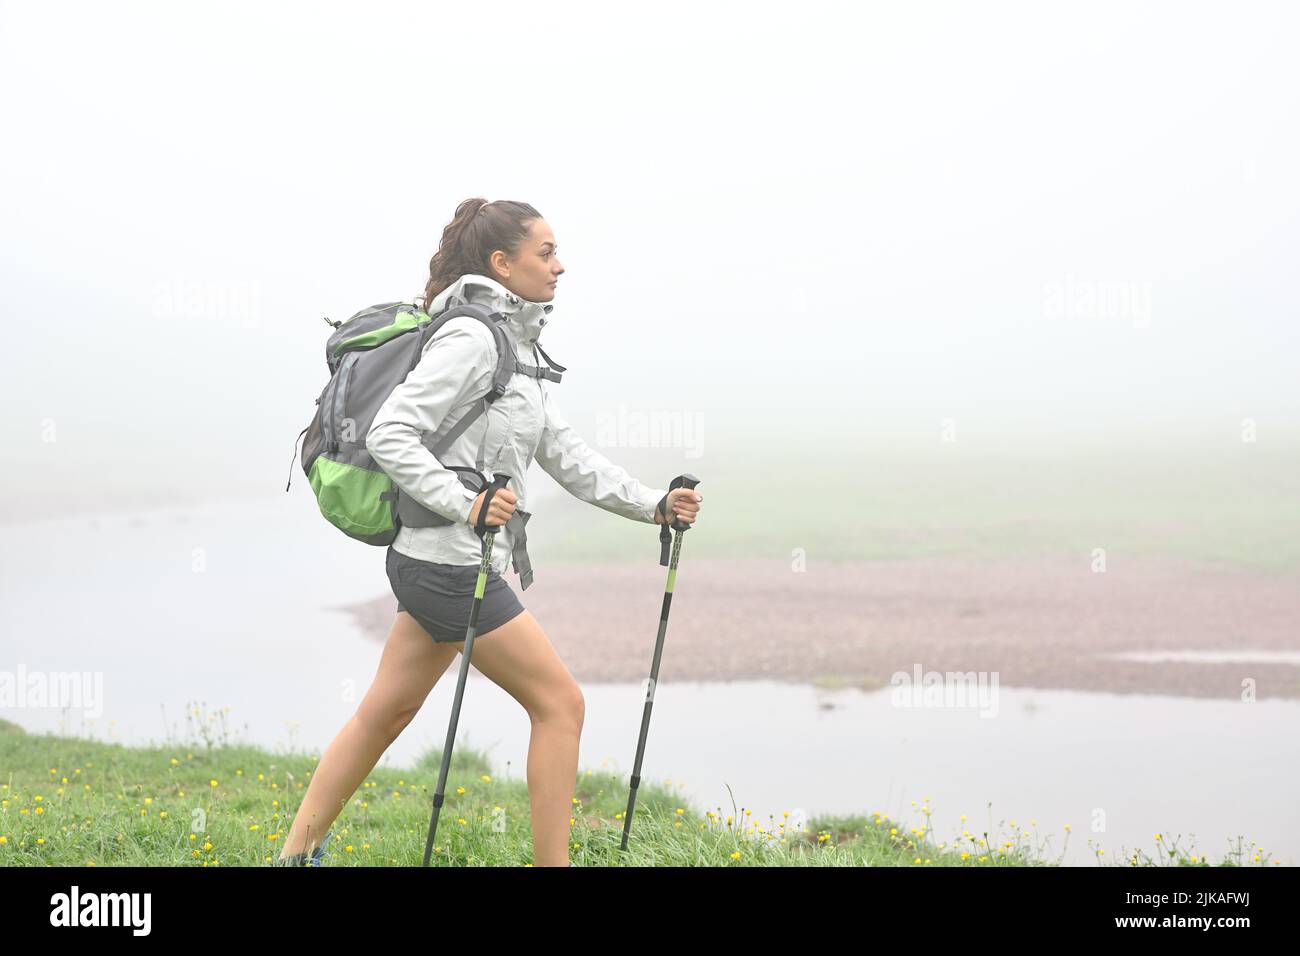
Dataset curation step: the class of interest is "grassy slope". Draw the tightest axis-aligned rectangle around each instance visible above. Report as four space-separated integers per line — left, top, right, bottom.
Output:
0 717 1275 867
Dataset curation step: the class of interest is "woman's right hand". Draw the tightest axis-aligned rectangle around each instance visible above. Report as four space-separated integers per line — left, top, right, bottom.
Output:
469 485 517 528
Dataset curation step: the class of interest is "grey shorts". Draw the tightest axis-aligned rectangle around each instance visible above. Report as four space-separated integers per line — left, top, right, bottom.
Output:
386 546 525 644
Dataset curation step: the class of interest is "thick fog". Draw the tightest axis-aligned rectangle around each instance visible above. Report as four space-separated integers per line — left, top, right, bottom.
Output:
3 0 1297 522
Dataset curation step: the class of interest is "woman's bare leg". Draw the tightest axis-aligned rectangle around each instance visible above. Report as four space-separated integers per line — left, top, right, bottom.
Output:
278 611 460 860
448 609 584 867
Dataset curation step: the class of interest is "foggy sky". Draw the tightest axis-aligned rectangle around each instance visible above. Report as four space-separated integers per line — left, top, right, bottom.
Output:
3 0 1297 521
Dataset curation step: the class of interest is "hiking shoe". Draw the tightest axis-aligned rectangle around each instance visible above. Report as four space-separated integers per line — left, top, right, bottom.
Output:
270 830 335 867
308 830 335 866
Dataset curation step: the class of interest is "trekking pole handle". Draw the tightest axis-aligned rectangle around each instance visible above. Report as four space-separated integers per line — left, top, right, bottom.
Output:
666 473 701 533
473 472 513 538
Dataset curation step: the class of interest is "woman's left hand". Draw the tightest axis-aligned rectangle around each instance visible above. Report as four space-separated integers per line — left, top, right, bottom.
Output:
657 487 703 526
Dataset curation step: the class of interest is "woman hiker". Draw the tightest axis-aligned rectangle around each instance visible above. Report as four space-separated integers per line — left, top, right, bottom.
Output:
276 198 703 867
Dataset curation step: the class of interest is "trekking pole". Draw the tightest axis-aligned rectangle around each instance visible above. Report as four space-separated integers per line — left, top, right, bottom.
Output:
620 472 701 852
422 472 513 867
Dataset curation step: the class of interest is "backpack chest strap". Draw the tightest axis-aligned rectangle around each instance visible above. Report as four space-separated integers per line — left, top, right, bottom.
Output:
514 360 563 383
515 341 565 383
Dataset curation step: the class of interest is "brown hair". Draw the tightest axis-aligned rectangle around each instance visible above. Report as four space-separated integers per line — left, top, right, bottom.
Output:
421 197 543 311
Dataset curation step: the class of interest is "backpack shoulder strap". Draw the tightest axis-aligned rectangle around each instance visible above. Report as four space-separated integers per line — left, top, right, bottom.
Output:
418 301 568 461
420 300 517 395
419 302 516 462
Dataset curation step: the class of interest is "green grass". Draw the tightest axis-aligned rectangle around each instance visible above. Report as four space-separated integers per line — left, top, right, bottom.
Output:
0 715 1279 867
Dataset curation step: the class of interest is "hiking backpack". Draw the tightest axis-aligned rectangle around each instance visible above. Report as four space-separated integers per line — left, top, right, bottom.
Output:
284 297 564 545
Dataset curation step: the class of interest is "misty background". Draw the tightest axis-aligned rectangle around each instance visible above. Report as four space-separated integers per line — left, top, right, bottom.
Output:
3 0 1299 869
2 0 1296 547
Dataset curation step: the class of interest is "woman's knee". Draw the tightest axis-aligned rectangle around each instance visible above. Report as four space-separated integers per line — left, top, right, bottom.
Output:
535 679 584 731
353 676 428 738
571 684 586 728
356 693 422 740
357 621 459 737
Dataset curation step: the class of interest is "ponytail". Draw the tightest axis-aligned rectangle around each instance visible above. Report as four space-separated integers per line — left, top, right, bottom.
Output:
422 198 543 311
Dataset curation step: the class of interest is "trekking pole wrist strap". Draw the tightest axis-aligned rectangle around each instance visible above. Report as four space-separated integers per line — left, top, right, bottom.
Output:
655 474 700 566
474 473 513 538
657 493 672 566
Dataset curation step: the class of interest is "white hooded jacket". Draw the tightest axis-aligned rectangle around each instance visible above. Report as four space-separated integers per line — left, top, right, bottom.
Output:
365 273 669 586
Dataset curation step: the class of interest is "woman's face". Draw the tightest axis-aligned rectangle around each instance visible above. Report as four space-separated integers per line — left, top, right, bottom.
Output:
489 218 565 303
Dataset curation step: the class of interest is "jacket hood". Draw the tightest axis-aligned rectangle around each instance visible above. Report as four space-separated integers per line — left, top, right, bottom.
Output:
425 273 554 351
